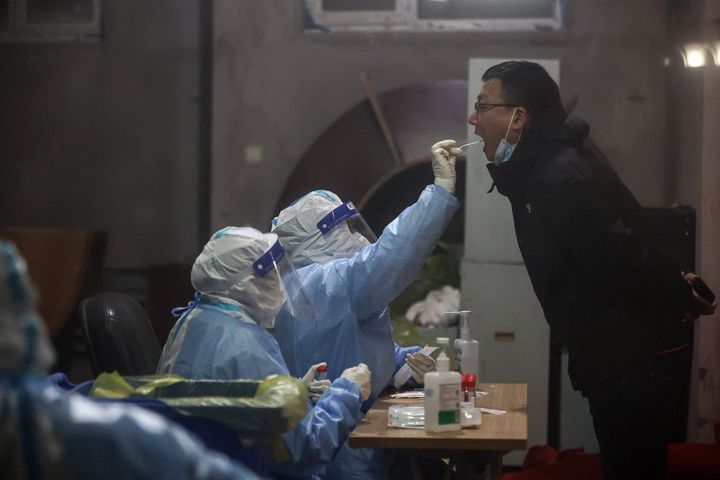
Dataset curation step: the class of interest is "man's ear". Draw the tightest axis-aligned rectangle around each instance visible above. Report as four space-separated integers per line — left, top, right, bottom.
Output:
512 107 529 131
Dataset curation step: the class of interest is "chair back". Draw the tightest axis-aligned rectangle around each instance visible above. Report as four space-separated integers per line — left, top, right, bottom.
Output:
80 293 161 376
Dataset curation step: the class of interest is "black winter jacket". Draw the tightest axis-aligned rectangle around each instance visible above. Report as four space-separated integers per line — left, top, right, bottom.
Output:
487 116 694 389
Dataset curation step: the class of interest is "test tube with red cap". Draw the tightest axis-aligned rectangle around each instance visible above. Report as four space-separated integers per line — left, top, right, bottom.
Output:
461 373 477 403
316 364 328 381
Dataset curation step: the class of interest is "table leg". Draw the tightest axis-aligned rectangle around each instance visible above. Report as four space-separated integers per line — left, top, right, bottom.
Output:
400 450 507 479
452 451 504 480
410 453 423 480
443 458 455 480
487 453 503 479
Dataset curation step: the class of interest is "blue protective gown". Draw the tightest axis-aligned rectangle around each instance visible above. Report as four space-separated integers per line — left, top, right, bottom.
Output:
2 376 262 480
157 298 364 479
273 185 459 401
272 185 458 480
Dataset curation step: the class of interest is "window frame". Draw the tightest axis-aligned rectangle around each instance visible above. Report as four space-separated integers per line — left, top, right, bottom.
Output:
1 0 102 42
305 0 410 30
304 0 564 32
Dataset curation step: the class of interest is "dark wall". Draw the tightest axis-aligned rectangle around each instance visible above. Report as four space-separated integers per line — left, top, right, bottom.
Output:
212 0 674 235
0 0 205 268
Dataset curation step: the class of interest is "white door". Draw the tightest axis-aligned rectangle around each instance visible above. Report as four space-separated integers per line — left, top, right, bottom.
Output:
462 58 560 466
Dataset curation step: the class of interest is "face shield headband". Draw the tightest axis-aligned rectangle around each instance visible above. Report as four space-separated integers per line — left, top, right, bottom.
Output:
316 201 378 243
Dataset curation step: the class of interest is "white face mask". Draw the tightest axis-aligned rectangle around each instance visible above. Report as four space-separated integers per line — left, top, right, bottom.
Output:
494 108 522 165
191 228 288 329
235 269 285 329
329 229 370 260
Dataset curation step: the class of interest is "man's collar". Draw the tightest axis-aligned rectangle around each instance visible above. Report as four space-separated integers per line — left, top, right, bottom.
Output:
485 115 590 198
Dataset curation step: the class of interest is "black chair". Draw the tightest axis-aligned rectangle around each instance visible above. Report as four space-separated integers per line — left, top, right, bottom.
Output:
80 293 162 376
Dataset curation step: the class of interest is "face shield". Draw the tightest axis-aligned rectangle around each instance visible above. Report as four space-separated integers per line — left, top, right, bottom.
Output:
250 234 316 326
192 227 315 329
316 201 377 260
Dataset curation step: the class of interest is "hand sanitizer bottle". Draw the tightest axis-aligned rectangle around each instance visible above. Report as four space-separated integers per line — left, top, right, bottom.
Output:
454 310 480 377
424 338 461 432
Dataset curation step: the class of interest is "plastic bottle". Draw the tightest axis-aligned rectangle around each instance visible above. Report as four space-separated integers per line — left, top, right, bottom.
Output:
454 311 480 377
424 338 461 432
436 336 450 356
435 336 454 371
316 364 327 381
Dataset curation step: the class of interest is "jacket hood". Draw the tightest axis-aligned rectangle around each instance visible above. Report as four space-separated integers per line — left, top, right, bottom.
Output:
548 115 590 143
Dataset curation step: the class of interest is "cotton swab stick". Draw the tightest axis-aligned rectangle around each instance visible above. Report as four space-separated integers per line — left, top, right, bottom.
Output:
458 140 482 149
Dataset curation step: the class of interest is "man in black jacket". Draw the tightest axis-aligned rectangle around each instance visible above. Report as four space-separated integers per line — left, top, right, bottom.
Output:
455 60 716 479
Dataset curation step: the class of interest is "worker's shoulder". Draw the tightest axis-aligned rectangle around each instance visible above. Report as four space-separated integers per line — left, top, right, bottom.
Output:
187 307 260 337
297 261 332 284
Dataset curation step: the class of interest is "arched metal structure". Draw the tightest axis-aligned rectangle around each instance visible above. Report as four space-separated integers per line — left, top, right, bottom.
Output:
275 79 469 242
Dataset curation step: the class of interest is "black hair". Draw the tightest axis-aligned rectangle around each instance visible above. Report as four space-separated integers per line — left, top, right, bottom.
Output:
482 61 566 127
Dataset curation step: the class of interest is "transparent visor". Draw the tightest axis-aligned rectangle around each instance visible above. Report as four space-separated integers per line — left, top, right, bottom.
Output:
251 238 316 322
316 201 378 244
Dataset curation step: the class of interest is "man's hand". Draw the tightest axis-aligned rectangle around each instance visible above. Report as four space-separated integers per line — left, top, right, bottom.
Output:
683 272 717 320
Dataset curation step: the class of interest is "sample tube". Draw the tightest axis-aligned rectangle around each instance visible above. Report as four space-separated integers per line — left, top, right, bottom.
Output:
462 373 477 403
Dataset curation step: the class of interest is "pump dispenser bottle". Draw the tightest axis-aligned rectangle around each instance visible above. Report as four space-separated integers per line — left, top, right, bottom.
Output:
454 310 480 377
424 338 461 432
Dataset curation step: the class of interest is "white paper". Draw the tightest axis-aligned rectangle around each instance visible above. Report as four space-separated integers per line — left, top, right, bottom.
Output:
479 407 506 415
389 391 425 399
392 346 438 389
390 390 487 399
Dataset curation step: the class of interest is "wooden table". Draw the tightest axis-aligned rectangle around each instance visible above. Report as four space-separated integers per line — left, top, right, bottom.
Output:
349 383 528 480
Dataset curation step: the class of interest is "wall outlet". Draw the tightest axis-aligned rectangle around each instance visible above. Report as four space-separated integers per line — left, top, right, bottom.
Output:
244 145 263 164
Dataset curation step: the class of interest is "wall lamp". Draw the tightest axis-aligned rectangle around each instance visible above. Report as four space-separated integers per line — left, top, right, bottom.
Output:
677 42 720 68
679 43 708 68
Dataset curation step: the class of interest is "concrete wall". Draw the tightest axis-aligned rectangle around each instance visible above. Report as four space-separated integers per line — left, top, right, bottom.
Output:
695 54 720 444
212 0 673 233
671 0 720 445
1 0 674 265
0 1 203 267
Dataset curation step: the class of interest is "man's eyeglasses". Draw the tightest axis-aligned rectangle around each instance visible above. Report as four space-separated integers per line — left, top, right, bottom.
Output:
474 102 518 114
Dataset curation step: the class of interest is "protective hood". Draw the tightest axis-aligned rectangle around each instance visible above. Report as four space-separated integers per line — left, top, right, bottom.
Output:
271 190 372 268
0 241 55 375
191 227 286 328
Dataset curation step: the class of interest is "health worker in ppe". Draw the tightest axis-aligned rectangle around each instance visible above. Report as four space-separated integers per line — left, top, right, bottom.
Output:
157 227 371 479
270 141 461 479
0 240 263 480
